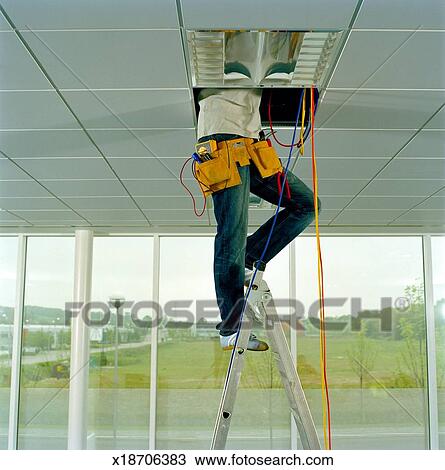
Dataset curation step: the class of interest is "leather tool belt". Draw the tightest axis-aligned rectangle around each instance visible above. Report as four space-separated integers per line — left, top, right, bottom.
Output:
194 137 283 197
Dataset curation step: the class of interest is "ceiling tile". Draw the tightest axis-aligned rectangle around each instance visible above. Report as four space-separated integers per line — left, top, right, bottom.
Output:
124 178 201 197
316 90 352 127
355 0 445 30
62 196 136 210
0 130 100 157
0 91 79 129
64 90 195 129
361 179 445 197
433 186 445 197
0 209 28 222
29 219 91 227
0 32 50 90
398 131 445 157
425 108 445 129
152 219 209 226
0 197 67 210
346 196 424 210
317 90 445 129
293 157 389 179
393 209 445 223
0 12 10 30
331 209 403 224
13 158 116 179
22 30 188 89
11 209 83 221
89 129 196 158
301 179 368 195
0 0 179 29
316 195 353 210
39 179 127 197
108 157 184 180
365 32 445 89
378 158 445 179
0 180 51 197
144 209 202 222
283 129 415 157
413 197 445 210
0 159 31 180
329 31 413 88
80 209 146 222
181 0 357 29
135 196 206 210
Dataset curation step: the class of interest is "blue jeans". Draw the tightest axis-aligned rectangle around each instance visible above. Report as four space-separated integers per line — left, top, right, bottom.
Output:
199 134 320 336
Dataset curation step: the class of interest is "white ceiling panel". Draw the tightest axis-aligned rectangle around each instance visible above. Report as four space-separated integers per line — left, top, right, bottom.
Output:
80 209 146 222
425 108 445 129
0 180 51 197
288 129 415 157
39 179 127 197
0 209 28 222
392 209 445 223
364 32 445 89
330 209 403 224
0 159 31 180
0 12 10 31
315 90 353 127
29 220 91 227
378 158 445 179
13 158 116 179
22 30 188 89
315 196 353 210
0 32 50 90
329 31 413 88
0 197 66 210
433 186 445 197
0 130 100 157
62 197 136 210
0 0 179 30
144 209 203 222
124 179 202 197
346 196 425 210
0 91 79 129
151 219 209 226
316 91 445 129
64 90 195 129
89 129 196 158
355 0 445 30
398 131 445 158
361 179 445 197
108 157 184 180
181 0 358 29
413 197 445 210
11 209 83 221
135 196 207 210
293 157 389 179
301 179 368 195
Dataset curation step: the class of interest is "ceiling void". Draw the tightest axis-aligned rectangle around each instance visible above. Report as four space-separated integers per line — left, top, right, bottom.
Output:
187 30 343 89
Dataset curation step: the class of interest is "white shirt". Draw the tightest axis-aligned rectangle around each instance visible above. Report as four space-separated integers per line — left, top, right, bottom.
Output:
197 89 263 140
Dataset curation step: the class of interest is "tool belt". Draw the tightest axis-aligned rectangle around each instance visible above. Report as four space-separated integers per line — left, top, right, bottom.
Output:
194 137 283 197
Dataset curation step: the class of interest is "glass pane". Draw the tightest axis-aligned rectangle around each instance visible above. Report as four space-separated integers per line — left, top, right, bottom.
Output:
157 236 290 449
89 237 153 449
295 236 427 449
18 237 75 449
432 236 445 448
0 237 18 449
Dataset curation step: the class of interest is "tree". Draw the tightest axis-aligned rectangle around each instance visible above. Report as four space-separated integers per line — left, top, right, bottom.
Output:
347 322 377 388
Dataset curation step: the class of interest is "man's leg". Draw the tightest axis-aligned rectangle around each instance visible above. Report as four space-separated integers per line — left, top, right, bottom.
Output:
212 165 250 336
245 165 320 268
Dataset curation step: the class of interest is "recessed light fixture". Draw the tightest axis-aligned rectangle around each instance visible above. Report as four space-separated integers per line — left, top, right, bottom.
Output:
186 30 343 89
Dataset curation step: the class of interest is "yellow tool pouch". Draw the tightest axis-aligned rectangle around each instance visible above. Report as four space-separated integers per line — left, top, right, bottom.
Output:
247 140 283 178
194 138 282 197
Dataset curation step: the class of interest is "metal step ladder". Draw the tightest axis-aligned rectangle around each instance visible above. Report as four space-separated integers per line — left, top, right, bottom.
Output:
211 261 321 450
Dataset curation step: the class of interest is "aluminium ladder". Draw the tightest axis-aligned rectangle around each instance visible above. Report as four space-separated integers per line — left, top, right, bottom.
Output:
211 261 321 450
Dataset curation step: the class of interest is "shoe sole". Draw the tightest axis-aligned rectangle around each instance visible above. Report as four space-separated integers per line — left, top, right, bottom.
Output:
222 345 269 352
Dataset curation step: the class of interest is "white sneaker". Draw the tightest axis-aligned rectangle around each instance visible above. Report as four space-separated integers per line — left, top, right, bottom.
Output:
220 332 269 352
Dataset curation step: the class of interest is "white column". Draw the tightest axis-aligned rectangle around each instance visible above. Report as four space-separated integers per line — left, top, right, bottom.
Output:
289 241 298 450
8 235 27 450
423 235 439 449
68 229 93 449
149 234 160 450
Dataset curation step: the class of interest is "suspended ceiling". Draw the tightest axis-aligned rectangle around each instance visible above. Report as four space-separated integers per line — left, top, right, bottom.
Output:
0 0 444 232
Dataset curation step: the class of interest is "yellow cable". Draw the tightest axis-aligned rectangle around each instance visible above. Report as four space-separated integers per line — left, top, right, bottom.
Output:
300 89 306 154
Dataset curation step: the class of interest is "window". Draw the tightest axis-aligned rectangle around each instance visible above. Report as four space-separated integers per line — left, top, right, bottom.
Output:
0 237 18 449
18 237 75 449
157 236 290 449
89 237 153 450
294 236 428 449
432 236 445 448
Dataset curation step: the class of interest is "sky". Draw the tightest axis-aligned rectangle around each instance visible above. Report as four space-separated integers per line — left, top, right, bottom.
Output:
1 235 444 321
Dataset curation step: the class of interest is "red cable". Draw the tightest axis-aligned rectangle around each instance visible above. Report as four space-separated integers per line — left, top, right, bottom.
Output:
179 157 206 217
